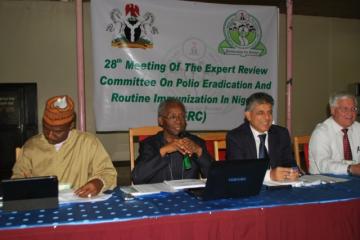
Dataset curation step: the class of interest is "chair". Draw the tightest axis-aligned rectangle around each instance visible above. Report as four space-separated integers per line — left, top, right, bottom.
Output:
293 135 310 173
129 126 163 171
15 147 22 161
213 140 226 161
194 132 226 159
194 132 226 142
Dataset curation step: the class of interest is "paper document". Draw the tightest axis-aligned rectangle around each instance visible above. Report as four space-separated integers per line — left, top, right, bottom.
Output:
164 179 206 190
263 174 348 188
59 189 112 204
300 174 348 186
263 179 302 187
129 183 176 196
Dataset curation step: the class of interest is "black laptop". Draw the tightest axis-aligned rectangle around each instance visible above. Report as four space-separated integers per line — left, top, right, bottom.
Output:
1 176 59 211
188 159 269 200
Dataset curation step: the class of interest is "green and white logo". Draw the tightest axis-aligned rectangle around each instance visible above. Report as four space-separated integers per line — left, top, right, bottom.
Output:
218 10 266 57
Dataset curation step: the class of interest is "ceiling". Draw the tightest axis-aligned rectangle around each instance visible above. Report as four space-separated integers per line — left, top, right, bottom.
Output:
1 0 360 19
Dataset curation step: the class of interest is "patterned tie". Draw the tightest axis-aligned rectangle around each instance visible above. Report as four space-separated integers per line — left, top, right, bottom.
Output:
258 134 268 159
342 128 352 160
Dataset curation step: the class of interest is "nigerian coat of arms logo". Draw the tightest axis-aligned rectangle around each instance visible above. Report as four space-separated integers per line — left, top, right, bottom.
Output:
106 3 158 49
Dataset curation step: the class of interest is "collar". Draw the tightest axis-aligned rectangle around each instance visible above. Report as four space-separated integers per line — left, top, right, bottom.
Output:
249 124 268 137
54 130 72 151
330 117 354 133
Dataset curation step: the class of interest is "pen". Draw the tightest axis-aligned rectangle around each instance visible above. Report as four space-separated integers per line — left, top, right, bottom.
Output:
266 185 292 190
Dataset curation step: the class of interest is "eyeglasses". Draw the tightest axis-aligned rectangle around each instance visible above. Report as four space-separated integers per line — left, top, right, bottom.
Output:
162 114 186 121
337 107 358 113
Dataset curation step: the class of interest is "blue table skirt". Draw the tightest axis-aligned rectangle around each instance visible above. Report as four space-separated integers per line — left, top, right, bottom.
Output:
1 176 360 230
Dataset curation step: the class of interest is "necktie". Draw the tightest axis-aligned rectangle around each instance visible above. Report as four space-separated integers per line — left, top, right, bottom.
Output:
258 134 268 159
342 129 352 160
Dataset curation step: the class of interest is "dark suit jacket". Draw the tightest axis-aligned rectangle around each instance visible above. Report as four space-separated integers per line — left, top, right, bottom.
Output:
226 122 296 168
131 131 213 184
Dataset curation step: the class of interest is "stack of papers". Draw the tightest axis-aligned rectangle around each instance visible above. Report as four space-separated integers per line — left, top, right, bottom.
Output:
131 183 176 196
263 174 348 188
264 179 302 187
164 179 206 190
120 183 175 197
120 179 206 197
300 174 348 186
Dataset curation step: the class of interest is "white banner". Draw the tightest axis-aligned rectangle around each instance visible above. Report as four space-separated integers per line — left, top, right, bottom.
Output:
91 0 278 131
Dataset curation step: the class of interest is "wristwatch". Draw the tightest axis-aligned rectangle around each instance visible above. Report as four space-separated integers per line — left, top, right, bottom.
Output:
347 165 352 176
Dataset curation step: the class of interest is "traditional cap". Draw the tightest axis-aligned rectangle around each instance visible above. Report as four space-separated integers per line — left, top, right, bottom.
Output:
43 95 75 126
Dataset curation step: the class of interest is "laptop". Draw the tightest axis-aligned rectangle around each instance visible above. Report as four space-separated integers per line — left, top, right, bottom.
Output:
1 176 59 211
187 159 269 200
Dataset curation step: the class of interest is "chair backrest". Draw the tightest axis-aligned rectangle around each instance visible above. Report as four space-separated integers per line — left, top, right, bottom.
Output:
194 132 226 142
129 126 163 171
293 135 310 173
213 140 226 161
15 147 22 161
194 132 226 159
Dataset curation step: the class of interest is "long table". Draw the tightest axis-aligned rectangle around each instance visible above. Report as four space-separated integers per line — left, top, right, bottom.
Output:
1 176 360 240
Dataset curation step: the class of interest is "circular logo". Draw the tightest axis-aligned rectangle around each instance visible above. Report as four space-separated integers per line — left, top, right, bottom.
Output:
224 10 262 49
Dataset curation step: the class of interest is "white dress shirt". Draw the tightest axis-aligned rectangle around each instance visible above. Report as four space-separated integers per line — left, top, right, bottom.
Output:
249 125 272 181
309 117 360 174
249 125 269 158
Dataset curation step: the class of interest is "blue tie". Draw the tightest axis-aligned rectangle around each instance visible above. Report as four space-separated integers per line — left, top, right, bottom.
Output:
258 134 267 159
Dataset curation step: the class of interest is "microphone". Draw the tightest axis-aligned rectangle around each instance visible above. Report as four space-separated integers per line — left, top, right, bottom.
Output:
183 154 192 170
179 132 192 170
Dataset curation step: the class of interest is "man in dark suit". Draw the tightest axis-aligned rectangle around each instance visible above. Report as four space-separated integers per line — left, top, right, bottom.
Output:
132 98 213 184
226 92 299 181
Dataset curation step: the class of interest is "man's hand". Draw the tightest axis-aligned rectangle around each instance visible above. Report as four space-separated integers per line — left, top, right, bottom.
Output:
349 164 360 176
181 138 202 157
270 167 300 181
74 179 104 198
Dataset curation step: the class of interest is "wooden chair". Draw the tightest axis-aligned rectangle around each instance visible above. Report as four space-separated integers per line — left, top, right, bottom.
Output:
213 140 226 161
194 132 226 159
293 135 310 173
129 126 163 171
194 132 226 142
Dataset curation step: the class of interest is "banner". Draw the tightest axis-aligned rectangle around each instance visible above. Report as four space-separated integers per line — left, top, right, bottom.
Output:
91 0 278 131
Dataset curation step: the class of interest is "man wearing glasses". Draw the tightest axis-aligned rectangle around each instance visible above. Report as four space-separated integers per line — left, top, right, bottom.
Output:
309 92 360 176
131 98 213 184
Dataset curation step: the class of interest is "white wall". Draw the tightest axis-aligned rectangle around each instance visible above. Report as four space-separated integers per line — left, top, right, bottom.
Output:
0 1 359 161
